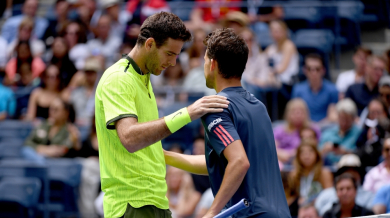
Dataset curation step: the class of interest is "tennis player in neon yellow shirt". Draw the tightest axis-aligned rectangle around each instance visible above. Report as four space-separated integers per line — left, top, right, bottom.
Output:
95 12 229 218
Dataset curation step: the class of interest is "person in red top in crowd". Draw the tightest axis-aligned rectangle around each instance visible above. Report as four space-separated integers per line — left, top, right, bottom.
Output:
186 0 241 31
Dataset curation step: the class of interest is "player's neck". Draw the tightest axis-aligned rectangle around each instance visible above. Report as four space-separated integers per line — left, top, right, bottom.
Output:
215 78 242 93
128 46 148 74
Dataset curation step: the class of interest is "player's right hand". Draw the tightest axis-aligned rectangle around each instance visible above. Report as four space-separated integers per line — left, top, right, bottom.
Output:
187 95 229 121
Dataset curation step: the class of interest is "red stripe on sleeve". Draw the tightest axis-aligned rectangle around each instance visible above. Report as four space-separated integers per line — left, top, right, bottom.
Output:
213 130 227 147
218 125 234 142
216 127 232 145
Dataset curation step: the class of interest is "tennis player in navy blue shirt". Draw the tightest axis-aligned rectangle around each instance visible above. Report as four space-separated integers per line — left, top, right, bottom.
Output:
164 28 290 218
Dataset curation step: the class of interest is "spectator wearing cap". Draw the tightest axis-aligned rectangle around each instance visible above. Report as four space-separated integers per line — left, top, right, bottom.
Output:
356 98 389 168
1 0 48 43
292 53 338 122
298 203 320 218
345 55 387 115
336 47 372 98
379 75 390 113
319 99 361 166
87 14 122 68
69 57 100 125
315 154 375 217
372 184 390 214
363 137 390 193
100 0 131 37
322 173 374 218
221 11 250 34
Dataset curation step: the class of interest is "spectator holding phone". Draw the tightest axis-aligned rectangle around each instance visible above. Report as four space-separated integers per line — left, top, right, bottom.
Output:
319 99 361 166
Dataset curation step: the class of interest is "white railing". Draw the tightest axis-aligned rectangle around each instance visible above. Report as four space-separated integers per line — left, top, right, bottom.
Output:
356 215 390 218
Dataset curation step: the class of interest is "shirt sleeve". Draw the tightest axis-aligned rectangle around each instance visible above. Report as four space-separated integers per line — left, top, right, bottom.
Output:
291 85 298 99
203 109 240 156
372 185 390 206
330 87 339 104
101 73 138 130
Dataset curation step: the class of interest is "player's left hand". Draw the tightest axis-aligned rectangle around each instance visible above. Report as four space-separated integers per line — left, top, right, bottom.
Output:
202 210 218 218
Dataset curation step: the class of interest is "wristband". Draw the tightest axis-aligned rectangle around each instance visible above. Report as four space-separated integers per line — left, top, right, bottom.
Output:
164 107 192 133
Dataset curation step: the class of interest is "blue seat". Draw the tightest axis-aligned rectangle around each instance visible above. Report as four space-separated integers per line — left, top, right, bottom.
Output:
282 4 322 32
169 1 194 21
45 158 82 214
0 142 23 159
0 159 50 218
0 177 42 218
0 120 33 141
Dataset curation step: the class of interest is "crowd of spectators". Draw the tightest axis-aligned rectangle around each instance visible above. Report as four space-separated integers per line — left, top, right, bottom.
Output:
0 0 390 217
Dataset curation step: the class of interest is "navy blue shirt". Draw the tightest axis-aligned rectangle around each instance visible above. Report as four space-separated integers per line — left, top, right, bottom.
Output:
292 80 339 122
201 87 291 218
345 83 379 115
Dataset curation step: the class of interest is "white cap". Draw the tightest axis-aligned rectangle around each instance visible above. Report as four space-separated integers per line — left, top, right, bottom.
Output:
337 154 361 170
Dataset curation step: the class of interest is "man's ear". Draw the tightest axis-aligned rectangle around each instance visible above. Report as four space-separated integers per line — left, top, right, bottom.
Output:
145 38 155 51
211 59 217 72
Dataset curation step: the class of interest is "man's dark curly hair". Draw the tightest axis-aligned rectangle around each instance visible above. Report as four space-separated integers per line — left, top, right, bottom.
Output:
203 28 249 79
136 12 192 48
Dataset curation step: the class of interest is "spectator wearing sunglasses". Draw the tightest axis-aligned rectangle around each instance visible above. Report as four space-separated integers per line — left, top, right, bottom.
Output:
363 137 390 193
345 55 387 115
291 53 338 123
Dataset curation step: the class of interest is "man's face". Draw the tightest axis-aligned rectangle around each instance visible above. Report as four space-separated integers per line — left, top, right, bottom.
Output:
298 206 319 218
304 58 324 86
97 16 111 40
204 50 215 89
338 112 354 133
366 58 385 85
353 51 368 71
336 179 357 206
23 0 38 17
56 1 69 18
146 38 183 76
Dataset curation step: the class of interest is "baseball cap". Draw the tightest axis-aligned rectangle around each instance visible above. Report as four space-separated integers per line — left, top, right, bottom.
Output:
336 154 362 176
101 0 120 9
222 11 250 28
84 57 102 72
379 75 390 87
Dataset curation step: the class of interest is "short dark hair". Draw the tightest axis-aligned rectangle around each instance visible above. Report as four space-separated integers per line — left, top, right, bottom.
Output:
136 12 192 48
335 173 358 190
305 53 324 67
354 46 372 56
204 28 249 79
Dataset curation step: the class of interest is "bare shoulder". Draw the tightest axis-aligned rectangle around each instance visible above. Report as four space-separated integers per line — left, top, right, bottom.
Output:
321 167 333 177
283 40 297 51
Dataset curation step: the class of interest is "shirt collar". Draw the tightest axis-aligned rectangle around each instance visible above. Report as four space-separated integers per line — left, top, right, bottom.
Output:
123 55 143 75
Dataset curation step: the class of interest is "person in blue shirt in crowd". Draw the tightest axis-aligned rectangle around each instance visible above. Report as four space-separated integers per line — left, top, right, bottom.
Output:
292 53 338 123
0 81 16 120
164 28 290 218
319 99 361 166
372 184 390 214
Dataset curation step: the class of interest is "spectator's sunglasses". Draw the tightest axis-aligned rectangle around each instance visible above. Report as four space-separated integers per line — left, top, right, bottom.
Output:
384 147 390 153
305 66 322 72
380 92 390 100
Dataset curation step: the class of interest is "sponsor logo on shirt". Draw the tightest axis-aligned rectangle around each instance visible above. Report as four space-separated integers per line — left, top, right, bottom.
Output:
208 117 222 132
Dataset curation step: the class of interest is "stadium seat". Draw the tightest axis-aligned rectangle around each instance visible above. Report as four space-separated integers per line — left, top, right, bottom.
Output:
0 160 49 218
0 142 23 159
45 158 82 214
282 4 322 32
0 177 42 218
0 120 33 142
168 1 194 21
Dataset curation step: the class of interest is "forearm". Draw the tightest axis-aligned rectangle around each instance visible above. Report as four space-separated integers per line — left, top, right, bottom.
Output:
208 161 249 214
118 118 171 153
164 150 208 175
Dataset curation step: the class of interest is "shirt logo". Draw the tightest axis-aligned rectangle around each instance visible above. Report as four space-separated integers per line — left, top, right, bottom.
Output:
208 118 222 131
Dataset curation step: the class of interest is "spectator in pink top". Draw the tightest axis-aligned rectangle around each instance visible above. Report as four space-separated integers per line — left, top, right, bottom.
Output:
274 98 321 163
4 40 45 86
363 137 390 193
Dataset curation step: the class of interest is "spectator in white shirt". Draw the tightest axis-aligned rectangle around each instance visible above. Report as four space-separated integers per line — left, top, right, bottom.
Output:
336 47 372 98
87 14 121 68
